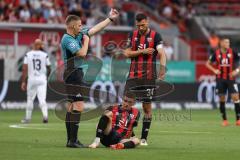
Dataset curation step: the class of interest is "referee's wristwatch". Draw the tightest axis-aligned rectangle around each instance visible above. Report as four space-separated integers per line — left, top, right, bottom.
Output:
108 17 114 22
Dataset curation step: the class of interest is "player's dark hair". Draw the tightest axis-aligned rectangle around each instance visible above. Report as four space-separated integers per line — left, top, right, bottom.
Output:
220 37 229 41
124 91 136 100
65 15 81 25
136 13 147 22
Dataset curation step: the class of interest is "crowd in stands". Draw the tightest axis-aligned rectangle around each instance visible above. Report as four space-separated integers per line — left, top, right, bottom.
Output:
0 0 96 24
2 0 234 61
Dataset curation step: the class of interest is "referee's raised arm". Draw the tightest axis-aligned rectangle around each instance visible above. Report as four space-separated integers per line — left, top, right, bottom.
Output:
88 8 119 36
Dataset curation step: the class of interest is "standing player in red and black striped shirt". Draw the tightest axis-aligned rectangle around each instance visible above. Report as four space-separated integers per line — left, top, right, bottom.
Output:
206 38 240 126
123 13 166 145
89 93 140 149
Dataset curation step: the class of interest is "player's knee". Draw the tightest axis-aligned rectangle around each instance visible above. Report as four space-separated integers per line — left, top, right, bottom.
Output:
231 94 239 102
72 101 84 112
219 96 226 102
104 111 113 119
143 104 152 114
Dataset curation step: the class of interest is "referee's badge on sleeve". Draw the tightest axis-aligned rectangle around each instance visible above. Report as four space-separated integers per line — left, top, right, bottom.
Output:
69 42 76 49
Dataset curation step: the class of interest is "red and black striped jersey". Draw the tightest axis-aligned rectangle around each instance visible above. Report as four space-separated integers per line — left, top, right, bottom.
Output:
209 48 240 80
106 105 140 139
127 29 163 80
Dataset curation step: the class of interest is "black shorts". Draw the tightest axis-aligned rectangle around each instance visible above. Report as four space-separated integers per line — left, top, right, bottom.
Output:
124 78 156 103
64 68 86 102
216 79 239 95
100 129 122 147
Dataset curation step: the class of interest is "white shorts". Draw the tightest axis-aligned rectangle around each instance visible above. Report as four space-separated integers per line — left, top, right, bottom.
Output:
27 79 47 104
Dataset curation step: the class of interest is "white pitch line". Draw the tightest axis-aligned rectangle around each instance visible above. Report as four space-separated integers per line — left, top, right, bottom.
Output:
157 130 213 134
9 124 213 134
9 124 49 130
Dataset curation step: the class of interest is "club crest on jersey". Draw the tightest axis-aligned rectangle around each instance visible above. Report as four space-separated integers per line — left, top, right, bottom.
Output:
147 37 152 42
134 37 138 41
129 114 135 119
218 55 221 59
227 54 231 58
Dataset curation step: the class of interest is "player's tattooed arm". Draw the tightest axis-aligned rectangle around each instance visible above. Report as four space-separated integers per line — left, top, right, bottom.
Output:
230 51 240 77
21 64 28 91
206 53 220 75
205 60 221 75
124 47 155 58
157 47 167 80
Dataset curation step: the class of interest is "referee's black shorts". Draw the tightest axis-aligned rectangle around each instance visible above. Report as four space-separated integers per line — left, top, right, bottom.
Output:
216 79 239 96
64 68 86 102
124 78 156 103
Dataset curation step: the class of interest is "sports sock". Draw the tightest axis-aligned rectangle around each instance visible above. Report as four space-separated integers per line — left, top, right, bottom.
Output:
234 102 240 120
123 141 135 149
26 98 33 120
40 103 48 119
141 115 152 140
70 110 81 143
65 112 71 142
96 115 109 138
26 108 33 120
220 102 227 120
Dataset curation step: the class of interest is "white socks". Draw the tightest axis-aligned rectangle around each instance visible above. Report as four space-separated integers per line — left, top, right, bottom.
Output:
40 103 48 119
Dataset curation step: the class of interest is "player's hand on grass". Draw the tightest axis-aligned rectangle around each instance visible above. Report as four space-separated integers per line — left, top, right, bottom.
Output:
88 142 99 149
109 8 119 20
21 82 27 91
89 138 100 148
142 48 155 55
214 69 221 75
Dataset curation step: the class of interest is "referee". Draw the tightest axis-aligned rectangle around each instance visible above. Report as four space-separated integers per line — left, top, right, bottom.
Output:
61 9 119 148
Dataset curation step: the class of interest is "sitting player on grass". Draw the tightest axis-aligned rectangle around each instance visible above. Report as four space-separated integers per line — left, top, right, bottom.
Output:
89 93 140 149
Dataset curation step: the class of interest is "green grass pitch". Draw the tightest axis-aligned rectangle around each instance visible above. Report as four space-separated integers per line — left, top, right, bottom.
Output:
0 109 240 160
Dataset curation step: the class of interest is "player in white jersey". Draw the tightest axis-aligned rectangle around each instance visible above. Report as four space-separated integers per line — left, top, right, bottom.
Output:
20 39 51 123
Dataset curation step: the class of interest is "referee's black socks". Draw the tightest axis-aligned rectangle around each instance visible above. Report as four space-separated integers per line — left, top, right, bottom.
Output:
220 102 227 120
96 115 109 138
234 101 240 120
141 115 152 140
70 110 81 143
65 112 71 142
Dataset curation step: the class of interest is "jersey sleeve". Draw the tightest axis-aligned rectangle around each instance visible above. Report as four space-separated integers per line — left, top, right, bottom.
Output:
126 32 133 48
46 55 51 66
81 27 90 36
208 53 216 62
155 32 163 50
23 54 28 64
65 38 81 55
